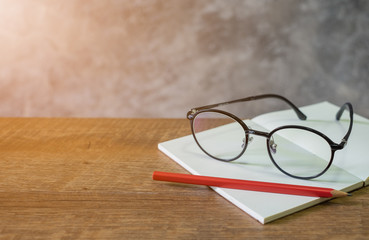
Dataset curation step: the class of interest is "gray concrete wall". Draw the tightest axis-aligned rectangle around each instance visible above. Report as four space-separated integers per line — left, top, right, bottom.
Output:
0 0 368 118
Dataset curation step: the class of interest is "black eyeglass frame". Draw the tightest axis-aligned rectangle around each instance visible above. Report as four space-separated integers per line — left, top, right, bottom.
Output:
187 94 354 180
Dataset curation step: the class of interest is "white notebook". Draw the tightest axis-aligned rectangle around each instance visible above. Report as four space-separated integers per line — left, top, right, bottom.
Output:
158 102 369 224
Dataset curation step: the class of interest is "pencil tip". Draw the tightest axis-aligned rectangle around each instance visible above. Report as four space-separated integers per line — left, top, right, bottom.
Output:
331 189 351 198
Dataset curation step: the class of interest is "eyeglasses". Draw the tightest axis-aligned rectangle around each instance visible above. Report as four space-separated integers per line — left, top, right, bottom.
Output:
186 94 353 180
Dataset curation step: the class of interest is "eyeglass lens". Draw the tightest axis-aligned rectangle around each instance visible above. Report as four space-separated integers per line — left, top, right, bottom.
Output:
192 111 246 161
268 128 332 178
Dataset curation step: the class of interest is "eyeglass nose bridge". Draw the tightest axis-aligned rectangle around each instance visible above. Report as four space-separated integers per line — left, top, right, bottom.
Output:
245 129 277 154
245 129 269 138
245 128 272 146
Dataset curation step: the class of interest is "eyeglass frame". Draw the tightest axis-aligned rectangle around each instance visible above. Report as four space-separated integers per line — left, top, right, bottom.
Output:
186 94 354 180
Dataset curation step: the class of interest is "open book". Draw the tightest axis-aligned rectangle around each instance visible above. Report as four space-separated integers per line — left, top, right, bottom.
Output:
158 101 369 224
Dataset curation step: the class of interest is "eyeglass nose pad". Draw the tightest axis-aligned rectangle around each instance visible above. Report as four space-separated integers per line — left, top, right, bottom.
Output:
269 138 277 154
241 136 253 149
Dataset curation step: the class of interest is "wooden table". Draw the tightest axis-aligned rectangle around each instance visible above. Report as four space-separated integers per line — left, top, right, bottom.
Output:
0 118 367 239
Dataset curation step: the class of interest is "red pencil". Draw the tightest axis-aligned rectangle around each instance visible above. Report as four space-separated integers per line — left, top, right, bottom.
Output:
152 171 350 198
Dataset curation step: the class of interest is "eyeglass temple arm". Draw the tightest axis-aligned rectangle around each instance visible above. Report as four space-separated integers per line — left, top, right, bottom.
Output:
335 102 354 148
191 94 307 120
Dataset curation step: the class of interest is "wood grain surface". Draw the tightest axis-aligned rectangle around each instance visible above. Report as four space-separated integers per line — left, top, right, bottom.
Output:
0 118 367 239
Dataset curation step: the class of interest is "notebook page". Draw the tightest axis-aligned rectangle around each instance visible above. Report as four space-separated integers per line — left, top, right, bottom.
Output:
158 119 363 223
